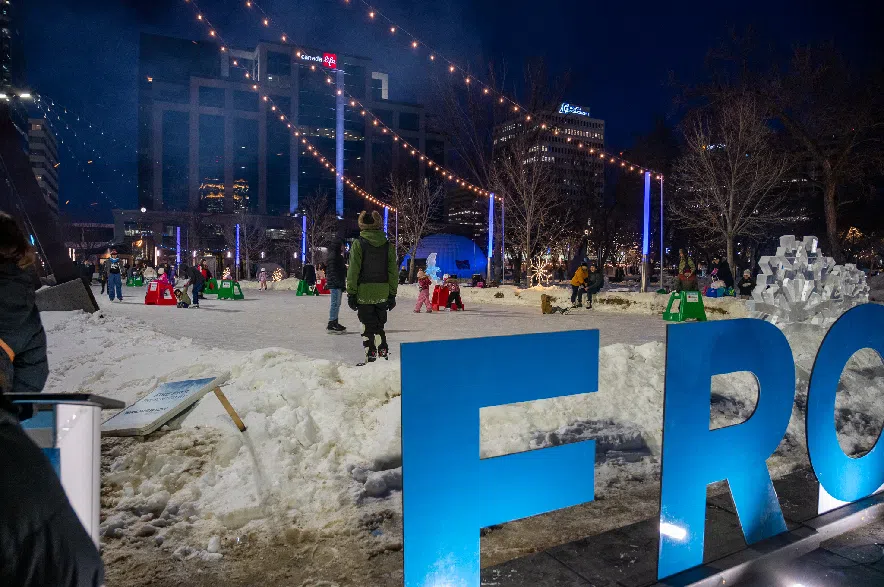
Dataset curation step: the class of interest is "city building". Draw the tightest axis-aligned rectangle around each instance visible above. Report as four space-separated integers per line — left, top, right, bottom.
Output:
492 101 605 206
0 0 20 92
131 32 446 239
0 0 29 145
28 116 59 218
445 186 488 242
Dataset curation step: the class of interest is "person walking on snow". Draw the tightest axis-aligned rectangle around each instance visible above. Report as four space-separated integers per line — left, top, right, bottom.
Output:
414 269 433 313
570 262 589 307
325 238 347 333
258 267 268 291
346 211 398 363
105 249 124 302
585 262 604 308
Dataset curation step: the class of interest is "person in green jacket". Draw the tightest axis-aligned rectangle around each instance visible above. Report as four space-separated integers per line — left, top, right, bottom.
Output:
346 210 398 363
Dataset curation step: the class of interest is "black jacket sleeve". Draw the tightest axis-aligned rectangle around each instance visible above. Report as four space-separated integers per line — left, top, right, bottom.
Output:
0 417 105 587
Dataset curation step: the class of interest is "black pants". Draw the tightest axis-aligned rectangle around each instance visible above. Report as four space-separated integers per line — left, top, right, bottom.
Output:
586 288 600 306
571 285 584 305
357 303 388 354
448 291 463 309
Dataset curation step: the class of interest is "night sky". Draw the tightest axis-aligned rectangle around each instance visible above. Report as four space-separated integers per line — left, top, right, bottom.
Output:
19 0 881 221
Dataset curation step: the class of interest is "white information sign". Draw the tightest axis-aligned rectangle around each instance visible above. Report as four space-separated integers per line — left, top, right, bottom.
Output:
101 374 229 436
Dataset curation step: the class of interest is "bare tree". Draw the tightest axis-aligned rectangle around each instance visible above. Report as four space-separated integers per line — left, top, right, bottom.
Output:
764 47 884 261
670 94 791 271
492 131 561 285
387 175 444 282
223 214 269 279
300 189 339 265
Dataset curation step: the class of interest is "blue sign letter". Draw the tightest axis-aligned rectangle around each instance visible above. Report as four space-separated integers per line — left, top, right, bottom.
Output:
807 304 884 502
402 331 599 587
658 319 795 579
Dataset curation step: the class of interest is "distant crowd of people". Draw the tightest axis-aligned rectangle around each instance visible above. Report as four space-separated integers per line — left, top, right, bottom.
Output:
676 248 756 298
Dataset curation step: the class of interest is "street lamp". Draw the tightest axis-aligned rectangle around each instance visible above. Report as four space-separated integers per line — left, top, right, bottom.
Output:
140 207 146 213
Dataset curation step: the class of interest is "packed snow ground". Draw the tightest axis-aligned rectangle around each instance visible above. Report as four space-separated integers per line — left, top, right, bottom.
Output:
94 285 670 363
40 287 884 585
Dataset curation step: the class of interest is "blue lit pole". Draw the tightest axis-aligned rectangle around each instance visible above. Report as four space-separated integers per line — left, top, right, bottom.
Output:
235 223 241 281
659 176 665 287
487 194 495 284
301 214 307 264
641 172 651 293
176 226 181 277
384 207 389 235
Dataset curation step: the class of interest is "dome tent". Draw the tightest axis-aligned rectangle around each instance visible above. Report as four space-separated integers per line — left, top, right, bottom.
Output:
403 234 488 279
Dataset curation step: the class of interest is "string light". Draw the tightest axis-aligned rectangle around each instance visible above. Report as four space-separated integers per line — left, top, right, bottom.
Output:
325 0 664 179
198 1 501 204
34 99 130 210
226 0 502 200
182 0 394 211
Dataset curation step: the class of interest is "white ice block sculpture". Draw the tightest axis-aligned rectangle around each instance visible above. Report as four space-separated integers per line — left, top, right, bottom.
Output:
751 235 869 325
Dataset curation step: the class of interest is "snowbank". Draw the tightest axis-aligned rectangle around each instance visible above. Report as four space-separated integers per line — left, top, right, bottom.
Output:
40 306 884 559
238 277 301 291
397 283 750 319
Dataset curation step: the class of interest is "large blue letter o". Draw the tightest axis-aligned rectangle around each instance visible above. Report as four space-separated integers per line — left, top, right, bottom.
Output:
807 304 884 502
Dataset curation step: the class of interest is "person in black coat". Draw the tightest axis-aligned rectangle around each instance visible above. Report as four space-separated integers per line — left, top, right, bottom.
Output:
711 255 734 289
325 238 347 333
180 263 206 308
0 212 104 587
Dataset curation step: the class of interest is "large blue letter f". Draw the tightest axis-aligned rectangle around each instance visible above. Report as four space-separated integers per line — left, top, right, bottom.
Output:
402 330 600 587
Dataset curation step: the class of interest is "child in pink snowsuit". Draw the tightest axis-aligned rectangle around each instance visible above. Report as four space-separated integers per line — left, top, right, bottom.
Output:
414 269 433 313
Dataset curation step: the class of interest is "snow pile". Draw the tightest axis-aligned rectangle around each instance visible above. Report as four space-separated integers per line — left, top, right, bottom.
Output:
40 306 884 559
868 273 884 302
752 235 869 325
239 277 301 291
396 283 749 319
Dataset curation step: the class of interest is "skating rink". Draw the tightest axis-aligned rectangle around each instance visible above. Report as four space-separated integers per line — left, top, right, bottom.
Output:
94 285 666 363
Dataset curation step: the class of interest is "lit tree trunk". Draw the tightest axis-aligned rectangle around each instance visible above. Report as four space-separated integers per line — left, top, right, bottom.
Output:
726 235 735 276
822 178 843 263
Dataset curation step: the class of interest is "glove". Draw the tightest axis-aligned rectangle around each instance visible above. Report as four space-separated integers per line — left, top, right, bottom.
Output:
387 296 397 311
347 294 358 311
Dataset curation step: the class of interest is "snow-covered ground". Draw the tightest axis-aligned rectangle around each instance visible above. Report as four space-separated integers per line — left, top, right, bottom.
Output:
94 285 669 363
40 286 884 585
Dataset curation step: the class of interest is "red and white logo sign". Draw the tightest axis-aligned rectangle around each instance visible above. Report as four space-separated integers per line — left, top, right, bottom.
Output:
323 53 337 69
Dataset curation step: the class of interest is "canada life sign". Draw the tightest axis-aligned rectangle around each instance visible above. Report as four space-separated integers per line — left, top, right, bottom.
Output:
400 304 884 585
300 52 337 69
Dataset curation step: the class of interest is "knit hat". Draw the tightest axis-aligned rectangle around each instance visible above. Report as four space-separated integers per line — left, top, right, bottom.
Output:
157 267 164 275
358 210 383 230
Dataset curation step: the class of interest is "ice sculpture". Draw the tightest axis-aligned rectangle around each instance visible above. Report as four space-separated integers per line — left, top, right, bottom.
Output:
425 252 442 284
751 235 869 325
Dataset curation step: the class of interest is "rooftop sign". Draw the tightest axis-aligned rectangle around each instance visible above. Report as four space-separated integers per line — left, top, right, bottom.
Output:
299 52 337 69
559 102 590 117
